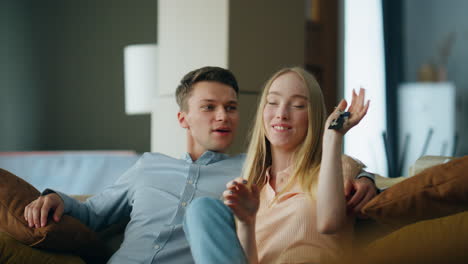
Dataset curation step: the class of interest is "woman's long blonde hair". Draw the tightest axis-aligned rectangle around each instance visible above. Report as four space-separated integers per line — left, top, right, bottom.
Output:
243 67 327 197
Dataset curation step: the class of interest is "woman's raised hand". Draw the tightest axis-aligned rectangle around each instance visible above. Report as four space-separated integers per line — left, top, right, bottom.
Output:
325 88 370 135
223 177 260 225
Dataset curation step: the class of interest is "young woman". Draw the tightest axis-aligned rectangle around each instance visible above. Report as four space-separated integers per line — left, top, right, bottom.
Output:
184 67 370 264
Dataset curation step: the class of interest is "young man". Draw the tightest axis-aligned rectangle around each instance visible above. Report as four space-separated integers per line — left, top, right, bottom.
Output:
24 66 377 263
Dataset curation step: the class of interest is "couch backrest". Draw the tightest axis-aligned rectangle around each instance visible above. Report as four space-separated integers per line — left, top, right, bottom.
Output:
0 151 140 195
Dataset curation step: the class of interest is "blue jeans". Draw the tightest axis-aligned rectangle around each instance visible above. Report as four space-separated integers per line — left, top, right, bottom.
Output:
183 197 248 264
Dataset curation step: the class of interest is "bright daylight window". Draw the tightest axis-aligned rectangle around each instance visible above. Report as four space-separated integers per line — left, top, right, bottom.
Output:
343 0 387 175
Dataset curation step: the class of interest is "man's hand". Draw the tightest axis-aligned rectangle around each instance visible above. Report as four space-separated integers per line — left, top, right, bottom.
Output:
223 177 259 225
24 193 64 228
345 177 377 218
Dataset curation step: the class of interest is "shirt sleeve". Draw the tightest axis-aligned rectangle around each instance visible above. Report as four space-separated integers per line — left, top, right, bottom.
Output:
355 169 375 183
41 158 140 231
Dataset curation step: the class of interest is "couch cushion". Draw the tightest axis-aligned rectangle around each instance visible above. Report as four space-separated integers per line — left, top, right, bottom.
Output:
0 232 85 264
361 211 468 264
362 155 468 230
0 168 110 263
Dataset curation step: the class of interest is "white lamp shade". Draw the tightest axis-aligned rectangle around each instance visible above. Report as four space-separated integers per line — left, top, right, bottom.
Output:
124 44 158 114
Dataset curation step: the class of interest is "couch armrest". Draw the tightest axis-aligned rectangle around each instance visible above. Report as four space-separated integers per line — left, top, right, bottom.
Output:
374 174 406 190
374 155 455 190
409 155 454 176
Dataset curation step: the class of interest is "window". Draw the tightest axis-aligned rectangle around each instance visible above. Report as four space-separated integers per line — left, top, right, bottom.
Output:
343 0 387 175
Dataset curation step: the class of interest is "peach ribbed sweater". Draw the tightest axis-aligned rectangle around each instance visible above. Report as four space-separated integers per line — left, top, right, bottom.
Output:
239 168 354 264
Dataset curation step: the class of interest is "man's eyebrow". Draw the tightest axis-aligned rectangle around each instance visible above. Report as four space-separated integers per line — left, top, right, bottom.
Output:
199 99 238 104
268 91 308 100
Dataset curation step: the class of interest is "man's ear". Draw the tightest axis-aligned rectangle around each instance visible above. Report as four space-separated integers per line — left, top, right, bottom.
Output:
177 111 189 129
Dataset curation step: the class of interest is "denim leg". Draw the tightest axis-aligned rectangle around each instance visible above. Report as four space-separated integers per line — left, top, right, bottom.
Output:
183 197 248 264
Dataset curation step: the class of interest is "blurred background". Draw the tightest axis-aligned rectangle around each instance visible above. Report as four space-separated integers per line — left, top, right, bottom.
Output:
1 0 155 153
1 0 467 177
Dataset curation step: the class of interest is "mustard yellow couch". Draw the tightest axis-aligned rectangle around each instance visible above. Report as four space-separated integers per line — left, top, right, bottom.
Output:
1 155 467 264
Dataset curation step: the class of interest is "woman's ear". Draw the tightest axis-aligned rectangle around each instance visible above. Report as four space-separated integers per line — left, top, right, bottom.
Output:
177 111 189 129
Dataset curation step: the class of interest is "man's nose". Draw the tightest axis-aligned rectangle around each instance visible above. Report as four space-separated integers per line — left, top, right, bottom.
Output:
216 107 228 121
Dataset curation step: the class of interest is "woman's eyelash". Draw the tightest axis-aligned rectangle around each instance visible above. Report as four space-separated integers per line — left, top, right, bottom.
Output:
293 105 306 108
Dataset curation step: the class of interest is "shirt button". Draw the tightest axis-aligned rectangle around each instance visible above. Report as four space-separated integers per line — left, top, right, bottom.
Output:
154 244 160 250
181 202 187 207
188 180 193 184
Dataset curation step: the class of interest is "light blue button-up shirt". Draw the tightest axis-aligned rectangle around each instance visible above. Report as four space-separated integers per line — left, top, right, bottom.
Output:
53 151 245 264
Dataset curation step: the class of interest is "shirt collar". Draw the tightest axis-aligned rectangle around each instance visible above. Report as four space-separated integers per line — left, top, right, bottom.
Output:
263 166 303 203
182 151 229 165
265 166 294 185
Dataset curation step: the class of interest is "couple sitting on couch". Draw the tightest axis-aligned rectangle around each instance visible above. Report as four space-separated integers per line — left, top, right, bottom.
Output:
23 66 377 263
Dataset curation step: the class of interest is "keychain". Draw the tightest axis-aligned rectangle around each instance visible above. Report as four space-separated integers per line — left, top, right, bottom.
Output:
328 110 350 130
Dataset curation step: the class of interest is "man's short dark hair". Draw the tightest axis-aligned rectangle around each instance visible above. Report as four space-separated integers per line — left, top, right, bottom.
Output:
175 66 239 111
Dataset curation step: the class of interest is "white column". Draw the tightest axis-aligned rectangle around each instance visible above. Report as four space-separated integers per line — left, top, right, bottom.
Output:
151 95 186 158
152 0 229 156
157 0 229 96
152 0 305 156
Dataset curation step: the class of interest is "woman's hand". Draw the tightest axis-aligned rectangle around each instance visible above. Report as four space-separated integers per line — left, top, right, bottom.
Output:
223 177 260 226
325 88 370 135
225 178 260 264
318 88 370 234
